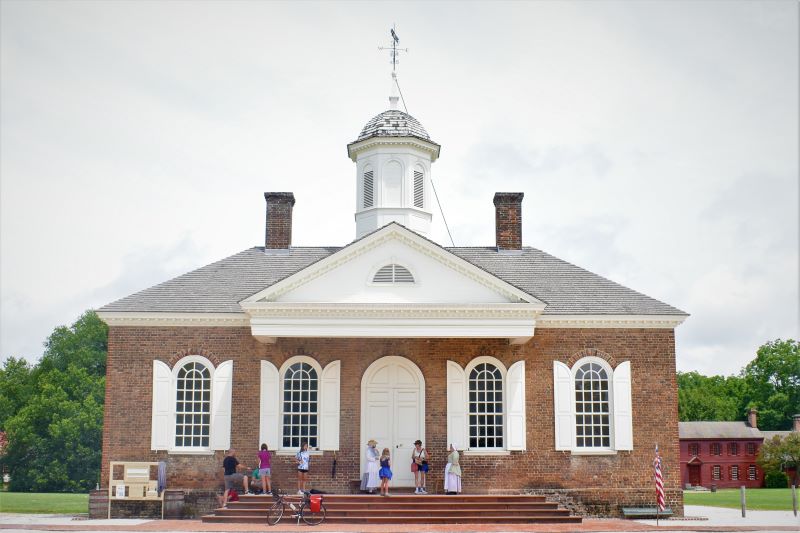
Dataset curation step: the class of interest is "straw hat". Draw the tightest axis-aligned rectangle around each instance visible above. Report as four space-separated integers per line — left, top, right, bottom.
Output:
367 439 378 446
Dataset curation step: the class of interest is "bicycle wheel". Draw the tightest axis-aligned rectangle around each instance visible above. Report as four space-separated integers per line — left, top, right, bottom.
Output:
266 501 284 526
301 502 326 526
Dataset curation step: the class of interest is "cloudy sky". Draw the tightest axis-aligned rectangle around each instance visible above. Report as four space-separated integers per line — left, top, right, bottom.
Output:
1 1 797 376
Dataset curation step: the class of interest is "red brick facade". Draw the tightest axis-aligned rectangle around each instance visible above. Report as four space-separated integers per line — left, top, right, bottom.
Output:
679 439 763 488
101 326 683 515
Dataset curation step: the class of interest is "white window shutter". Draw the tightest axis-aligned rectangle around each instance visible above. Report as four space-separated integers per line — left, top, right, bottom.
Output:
151 360 172 451
553 361 574 451
613 361 634 450
319 360 340 451
446 361 467 449
211 360 233 450
507 360 526 451
259 361 280 450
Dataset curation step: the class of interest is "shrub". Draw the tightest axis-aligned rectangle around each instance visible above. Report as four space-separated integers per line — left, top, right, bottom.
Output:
764 471 789 488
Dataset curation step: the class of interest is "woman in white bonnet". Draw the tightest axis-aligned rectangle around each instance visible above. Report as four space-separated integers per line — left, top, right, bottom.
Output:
360 439 381 494
443 443 462 494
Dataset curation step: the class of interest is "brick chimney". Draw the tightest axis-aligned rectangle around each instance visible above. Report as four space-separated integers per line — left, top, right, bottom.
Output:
493 192 524 251
794 414 800 432
747 408 758 429
264 192 295 249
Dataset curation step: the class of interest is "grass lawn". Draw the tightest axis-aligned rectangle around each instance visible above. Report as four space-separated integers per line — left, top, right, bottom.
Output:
0 492 88 514
684 488 796 511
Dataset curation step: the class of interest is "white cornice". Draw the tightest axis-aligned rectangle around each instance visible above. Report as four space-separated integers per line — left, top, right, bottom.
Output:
241 302 543 319
97 311 685 331
347 137 441 162
536 314 687 329
244 302 540 344
240 224 546 307
97 312 249 327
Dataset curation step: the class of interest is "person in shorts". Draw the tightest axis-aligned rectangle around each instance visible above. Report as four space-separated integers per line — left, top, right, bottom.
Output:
256 443 272 494
295 440 310 494
221 448 250 507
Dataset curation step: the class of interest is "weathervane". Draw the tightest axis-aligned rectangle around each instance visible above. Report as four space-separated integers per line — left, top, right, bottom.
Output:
378 25 409 112
378 24 408 72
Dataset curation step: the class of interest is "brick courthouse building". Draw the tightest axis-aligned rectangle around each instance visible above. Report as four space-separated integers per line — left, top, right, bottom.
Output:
97 99 688 516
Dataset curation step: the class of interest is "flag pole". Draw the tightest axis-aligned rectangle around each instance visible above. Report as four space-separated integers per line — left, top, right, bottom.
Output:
654 443 664 527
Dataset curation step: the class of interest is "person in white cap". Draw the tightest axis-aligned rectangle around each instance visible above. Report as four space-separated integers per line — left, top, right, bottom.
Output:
443 444 462 494
360 439 381 494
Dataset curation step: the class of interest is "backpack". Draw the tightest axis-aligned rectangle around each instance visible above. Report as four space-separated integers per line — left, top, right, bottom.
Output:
228 489 239 502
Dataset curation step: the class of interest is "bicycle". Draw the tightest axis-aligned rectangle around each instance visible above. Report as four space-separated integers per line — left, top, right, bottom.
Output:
266 489 327 526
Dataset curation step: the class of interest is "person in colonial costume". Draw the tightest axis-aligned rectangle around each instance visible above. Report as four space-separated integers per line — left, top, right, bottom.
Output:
360 439 381 493
443 443 462 494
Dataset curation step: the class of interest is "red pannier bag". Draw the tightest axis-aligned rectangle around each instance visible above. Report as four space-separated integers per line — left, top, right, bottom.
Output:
309 494 322 513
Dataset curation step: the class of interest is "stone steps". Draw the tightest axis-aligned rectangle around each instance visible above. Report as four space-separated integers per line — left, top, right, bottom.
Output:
201 493 582 524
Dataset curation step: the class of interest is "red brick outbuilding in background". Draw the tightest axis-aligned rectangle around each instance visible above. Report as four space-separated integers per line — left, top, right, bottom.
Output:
679 410 799 488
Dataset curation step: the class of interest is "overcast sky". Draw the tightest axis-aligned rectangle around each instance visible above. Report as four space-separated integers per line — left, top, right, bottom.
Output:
1 1 797 376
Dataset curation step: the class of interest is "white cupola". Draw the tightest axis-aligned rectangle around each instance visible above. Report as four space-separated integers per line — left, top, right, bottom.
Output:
346 78 441 239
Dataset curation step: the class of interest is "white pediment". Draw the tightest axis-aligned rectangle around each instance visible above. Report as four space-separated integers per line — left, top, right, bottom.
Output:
242 223 542 306
240 223 545 343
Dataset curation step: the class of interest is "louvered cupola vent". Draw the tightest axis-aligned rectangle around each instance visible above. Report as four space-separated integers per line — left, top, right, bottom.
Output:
413 170 424 208
363 170 374 208
373 264 415 283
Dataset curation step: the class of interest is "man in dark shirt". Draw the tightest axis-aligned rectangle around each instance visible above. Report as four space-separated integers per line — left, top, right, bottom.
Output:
221 448 250 507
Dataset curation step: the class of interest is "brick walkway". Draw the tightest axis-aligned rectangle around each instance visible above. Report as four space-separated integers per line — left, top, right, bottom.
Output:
2 519 800 532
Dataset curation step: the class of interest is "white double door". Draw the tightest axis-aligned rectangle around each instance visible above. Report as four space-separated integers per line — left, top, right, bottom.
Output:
362 357 424 487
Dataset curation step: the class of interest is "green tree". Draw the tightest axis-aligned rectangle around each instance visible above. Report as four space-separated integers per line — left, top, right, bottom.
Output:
0 357 34 429
741 339 800 431
677 371 747 421
757 432 800 486
0 311 107 492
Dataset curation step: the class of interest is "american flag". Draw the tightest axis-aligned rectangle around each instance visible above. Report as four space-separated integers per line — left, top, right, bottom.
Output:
654 444 666 512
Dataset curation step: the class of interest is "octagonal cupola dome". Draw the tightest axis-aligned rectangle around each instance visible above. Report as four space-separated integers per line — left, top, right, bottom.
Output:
355 109 434 144
347 93 442 239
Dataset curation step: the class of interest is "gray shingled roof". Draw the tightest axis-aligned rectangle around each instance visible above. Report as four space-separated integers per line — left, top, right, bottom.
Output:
99 243 686 316
353 109 436 144
760 430 792 441
679 422 761 439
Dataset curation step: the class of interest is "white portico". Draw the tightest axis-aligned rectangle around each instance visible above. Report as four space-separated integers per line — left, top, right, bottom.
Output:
239 223 546 344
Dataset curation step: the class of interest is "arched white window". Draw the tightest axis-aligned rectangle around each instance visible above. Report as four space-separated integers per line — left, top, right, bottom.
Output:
372 263 415 284
280 356 322 449
447 357 526 452
553 357 633 452
260 358 340 452
151 355 233 452
574 360 611 449
175 360 211 448
467 360 504 449
363 166 374 208
383 160 402 207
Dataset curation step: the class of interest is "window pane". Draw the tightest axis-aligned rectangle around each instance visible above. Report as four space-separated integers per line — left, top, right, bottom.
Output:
574 362 611 448
282 360 320 449
468 362 504 449
175 361 211 449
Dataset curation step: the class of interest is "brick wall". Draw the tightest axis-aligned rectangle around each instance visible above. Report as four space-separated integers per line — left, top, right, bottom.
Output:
101 327 682 516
